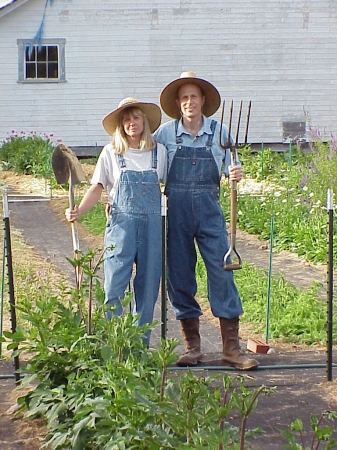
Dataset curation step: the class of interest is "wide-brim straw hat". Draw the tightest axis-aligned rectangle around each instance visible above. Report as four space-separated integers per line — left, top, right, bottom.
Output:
102 97 162 135
160 71 221 119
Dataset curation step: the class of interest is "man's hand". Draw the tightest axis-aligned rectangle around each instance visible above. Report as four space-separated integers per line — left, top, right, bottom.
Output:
229 164 243 182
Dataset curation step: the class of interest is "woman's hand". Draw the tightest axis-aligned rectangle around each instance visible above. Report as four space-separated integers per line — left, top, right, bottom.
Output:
65 205 80 222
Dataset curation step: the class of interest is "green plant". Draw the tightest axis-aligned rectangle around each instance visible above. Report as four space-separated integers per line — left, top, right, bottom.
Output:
3 250 275 449
228 139 337 265
0 129 60 179
281 411 337 449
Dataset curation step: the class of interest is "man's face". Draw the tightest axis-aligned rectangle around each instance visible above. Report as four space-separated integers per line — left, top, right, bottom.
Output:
176 84 205 119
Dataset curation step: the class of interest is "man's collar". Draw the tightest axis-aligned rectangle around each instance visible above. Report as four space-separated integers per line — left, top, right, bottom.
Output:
177 115 212 137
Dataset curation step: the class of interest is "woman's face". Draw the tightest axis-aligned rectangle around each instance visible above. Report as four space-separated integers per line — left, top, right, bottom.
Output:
121 108 144 141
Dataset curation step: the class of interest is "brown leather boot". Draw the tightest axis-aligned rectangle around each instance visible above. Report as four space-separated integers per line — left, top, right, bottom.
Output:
176 318 203 366
220 318 259 370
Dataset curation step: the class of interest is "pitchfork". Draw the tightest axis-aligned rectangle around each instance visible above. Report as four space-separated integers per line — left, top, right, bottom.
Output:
220 100 251 270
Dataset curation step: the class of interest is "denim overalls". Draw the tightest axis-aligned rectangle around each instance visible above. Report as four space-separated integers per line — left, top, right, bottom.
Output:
104 146 161 346
165 121 243 320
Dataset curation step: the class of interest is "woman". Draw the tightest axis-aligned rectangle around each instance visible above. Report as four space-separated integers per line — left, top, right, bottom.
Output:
65 97 166 347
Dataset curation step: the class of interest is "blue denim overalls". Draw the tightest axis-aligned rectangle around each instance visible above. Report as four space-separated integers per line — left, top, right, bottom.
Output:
165 120 243 320
104 146 161 346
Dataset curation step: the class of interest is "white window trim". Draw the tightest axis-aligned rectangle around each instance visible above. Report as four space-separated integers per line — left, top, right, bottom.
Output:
17 38 66 83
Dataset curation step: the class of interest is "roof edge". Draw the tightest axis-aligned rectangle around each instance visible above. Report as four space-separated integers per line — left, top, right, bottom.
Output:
0 0 31 18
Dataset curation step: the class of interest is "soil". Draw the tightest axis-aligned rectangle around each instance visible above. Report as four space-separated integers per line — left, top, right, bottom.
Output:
1 167 337 449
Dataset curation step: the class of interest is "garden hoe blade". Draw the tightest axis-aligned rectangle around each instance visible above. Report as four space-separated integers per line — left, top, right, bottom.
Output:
51 144 87 287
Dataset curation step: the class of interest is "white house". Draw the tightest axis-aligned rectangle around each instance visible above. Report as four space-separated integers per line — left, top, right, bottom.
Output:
1 0 337 155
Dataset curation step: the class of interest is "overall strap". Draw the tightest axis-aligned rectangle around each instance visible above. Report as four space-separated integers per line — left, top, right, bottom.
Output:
175 120 183 145
151 144 158 169
117 153 126 168
206 119 217 150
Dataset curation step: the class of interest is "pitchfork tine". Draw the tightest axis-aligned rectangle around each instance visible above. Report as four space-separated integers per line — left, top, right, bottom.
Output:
219 99 226 148
235 100 243 146
244 100 252 144
228 100 233 147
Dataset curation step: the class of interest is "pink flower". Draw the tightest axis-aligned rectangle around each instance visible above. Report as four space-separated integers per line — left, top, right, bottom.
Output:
49 132 54 137
11 129 15 133
57 137 62 142
5 136 10 140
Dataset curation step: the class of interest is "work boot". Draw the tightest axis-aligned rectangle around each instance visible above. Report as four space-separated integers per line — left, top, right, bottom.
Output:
176 318 203 366
220 317 259 370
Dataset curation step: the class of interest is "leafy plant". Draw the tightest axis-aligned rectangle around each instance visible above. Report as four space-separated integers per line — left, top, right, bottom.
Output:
281 411 337 449
3 249 275 449
0 129 60 179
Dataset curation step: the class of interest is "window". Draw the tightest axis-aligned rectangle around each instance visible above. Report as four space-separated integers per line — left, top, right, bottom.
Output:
17 38 66 83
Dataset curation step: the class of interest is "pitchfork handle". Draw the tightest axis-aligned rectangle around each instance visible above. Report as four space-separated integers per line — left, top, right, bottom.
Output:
223 147 242 270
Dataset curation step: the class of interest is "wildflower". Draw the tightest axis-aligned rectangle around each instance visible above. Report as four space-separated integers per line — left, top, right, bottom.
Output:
57 137 62 142
302 186 308 191
49 132 54 137
11 129 15 133
238 210 243 216
282 199 287 203
274 191 281 197
309 192 314 198
5 136 9 140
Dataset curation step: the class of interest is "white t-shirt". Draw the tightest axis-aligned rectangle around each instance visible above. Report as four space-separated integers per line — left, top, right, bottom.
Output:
91 143 167 204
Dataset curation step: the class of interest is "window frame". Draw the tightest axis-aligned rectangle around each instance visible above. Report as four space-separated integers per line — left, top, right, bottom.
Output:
17 38 66 83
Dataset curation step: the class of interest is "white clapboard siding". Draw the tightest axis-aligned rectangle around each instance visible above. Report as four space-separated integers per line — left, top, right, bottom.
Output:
0 0 337 148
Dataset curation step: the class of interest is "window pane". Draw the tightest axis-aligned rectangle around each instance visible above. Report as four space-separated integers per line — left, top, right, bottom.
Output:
26 62 36 78
48 62 58 78
48 46 58 61
37 46 47 62
37 62 47 78
25 46 35 62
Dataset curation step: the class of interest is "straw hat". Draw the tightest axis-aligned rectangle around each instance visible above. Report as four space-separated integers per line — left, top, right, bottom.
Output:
102 97 162 135
160 71 221 119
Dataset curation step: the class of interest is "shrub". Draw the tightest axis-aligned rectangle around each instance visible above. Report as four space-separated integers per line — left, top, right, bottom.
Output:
0 129 61 177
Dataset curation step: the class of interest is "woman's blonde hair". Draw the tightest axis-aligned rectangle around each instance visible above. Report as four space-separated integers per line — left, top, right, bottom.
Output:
112 107 156 154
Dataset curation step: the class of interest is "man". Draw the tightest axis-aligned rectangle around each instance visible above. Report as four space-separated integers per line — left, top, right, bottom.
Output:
155 71 259 370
